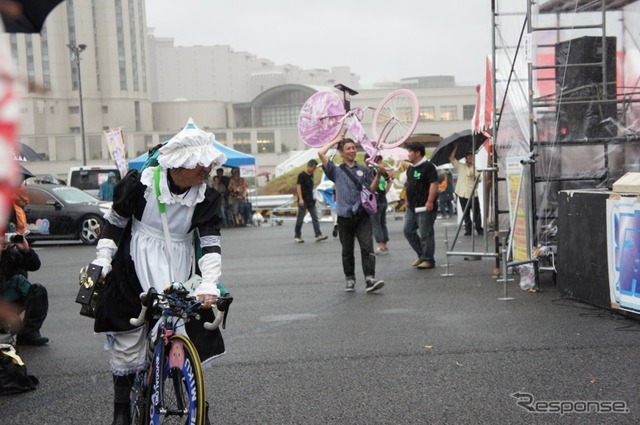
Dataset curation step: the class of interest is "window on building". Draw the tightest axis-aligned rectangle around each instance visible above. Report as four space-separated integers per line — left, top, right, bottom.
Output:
70 127 80 134
233 132 252 154
463 105 475 120
262 105 299 127
256 131 275 153
419 106 435 121
215 133 226 144
102 106 109 113
440 106 458 121
69 106 80 114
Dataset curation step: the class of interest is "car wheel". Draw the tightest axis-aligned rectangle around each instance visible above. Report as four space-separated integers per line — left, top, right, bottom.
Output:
79 215 103 245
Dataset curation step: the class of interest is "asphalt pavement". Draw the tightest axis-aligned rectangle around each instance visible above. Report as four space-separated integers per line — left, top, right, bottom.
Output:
1 214 639 424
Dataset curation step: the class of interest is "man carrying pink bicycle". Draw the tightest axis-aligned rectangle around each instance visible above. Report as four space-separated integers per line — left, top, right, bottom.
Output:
301 84 420 292
318 134 385 293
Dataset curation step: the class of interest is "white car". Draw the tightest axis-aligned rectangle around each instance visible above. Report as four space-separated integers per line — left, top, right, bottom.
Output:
67 165 121 197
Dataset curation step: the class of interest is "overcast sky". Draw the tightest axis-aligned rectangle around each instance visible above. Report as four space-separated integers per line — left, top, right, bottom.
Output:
145 0 493 87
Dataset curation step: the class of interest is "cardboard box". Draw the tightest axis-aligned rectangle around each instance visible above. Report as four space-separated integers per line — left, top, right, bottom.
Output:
612 172 640 194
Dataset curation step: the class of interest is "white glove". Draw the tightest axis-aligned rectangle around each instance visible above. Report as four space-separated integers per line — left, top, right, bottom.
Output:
91 238 118 277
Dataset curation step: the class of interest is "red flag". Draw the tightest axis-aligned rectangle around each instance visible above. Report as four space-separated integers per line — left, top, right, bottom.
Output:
0 33 21 237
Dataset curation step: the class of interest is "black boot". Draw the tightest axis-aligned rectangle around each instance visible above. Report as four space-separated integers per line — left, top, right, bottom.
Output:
112 374 133 425
112 402 129 425
17 283 49 346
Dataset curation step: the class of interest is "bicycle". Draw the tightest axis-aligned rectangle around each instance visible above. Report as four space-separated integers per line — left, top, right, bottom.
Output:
298 83 419 162
127 283 233 425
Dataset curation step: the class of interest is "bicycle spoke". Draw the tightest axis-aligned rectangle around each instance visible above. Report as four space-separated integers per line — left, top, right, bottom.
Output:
373 89 419 149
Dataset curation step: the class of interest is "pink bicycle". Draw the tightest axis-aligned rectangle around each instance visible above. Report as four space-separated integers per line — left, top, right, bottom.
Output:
298 83 419 160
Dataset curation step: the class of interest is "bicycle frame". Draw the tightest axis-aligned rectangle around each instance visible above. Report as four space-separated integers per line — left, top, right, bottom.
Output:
129 285 232 424
150 310 192 418
335 84 381 164
342 107 380 164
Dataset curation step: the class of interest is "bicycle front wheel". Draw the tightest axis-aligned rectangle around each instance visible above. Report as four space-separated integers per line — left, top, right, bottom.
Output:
298 91 346 147
148 334 206 425
372 89 420 149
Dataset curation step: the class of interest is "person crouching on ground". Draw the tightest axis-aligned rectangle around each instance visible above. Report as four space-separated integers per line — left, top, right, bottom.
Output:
0 234 49 346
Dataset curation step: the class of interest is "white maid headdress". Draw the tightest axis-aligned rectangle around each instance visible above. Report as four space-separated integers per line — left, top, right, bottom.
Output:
157 118 227 170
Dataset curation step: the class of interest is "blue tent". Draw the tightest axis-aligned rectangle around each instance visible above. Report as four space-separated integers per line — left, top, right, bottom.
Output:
128 140 256 171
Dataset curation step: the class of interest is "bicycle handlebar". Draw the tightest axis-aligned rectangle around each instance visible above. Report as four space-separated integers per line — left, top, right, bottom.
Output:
129 285 233 331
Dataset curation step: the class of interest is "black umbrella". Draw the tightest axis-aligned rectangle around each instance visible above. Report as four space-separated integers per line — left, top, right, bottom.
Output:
17 142 40 161
430 129 489 166
18 162 34 182
1 0 65 34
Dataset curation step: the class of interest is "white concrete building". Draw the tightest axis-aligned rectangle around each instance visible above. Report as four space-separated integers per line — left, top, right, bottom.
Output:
10 2 478 179
10 0 153 171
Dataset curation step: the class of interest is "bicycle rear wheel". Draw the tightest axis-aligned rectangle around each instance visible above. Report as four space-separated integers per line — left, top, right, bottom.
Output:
130 370 150 425
298 91 346 147
148 334 206 424
372 89 420 149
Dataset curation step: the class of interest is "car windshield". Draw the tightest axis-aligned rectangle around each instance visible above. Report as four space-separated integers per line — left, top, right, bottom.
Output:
50 186 99 204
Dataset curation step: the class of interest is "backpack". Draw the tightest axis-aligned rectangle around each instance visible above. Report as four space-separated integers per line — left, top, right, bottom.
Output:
0 344 39 395
141 142 166 171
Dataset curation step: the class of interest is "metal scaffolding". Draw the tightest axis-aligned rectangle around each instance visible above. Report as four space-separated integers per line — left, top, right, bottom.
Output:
490 0 640 285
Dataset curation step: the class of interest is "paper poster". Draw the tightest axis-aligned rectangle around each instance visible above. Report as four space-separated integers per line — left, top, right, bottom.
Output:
607 196 640 313
505 158 529 261
104 128 128 178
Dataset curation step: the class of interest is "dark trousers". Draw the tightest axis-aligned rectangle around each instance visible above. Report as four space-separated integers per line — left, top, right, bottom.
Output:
20 283 48 337
370 201 389 243
438 192 454 216
294 203 322 238
459 196 483 233
337 213 375 280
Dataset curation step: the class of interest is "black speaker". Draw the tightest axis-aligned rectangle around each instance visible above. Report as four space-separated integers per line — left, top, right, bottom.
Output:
555 36 617 140
557 190 611 310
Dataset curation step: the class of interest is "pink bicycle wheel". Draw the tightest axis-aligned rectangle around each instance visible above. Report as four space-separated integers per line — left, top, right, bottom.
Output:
298 91 346 148
372 89 420 149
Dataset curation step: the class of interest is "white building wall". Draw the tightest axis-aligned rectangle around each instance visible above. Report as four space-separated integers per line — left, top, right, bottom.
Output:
152 101 228 132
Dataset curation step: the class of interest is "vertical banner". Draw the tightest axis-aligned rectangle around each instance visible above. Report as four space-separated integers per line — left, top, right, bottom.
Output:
505 158 529 261
607 196 640 313
104 128 128 178
0 34 20 237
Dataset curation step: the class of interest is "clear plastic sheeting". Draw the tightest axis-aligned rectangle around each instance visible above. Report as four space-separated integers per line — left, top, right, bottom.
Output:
492 0 640 241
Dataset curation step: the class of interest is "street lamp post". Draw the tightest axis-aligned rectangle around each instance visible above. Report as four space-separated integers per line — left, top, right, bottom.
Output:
67 42 87 166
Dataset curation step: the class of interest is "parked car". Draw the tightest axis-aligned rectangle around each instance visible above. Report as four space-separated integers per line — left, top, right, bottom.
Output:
67 165 121 197
27 174 66 185
20 184 110 245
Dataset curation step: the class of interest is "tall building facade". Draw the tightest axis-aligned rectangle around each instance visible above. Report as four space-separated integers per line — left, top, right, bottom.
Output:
8 0 153 164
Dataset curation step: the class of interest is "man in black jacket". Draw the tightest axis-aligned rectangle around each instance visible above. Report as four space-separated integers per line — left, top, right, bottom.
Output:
0 234 49 346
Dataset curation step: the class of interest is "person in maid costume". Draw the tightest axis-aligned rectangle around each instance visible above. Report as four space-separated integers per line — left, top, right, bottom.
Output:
90 118 227 425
